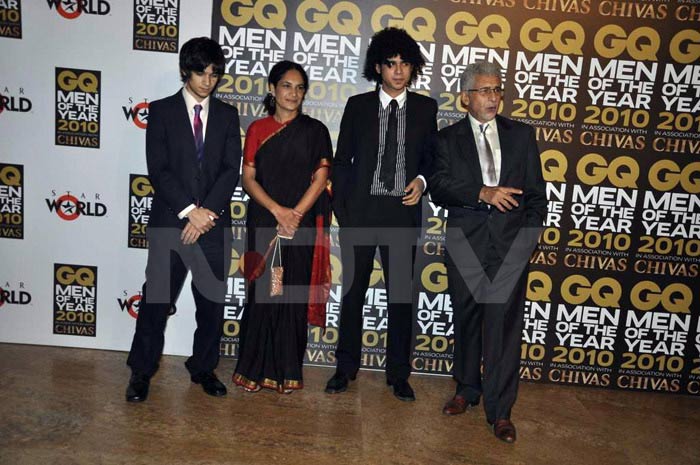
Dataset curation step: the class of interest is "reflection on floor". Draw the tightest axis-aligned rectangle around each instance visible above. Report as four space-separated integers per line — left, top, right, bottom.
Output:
0 343 698 465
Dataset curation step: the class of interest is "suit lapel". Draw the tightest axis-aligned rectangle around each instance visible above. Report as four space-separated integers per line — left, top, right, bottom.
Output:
496 115 513 183
202 98 220 165
173 92 198 161
366 92 380 167
457 118 484 185
405 92 419 162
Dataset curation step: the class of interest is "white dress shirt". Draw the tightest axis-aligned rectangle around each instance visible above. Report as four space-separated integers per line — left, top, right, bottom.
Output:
178 87 212 219
468 113 502 185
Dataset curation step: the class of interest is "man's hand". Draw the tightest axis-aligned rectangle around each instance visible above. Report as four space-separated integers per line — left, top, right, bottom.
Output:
181 222 202 245
402 178 425 205
479 186 523 213
186 208 218 234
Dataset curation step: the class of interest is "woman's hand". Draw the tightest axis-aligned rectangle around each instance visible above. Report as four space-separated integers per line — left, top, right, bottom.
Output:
272 206 301 233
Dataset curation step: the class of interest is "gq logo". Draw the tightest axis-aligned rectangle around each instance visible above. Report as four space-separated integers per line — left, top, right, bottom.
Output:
230 248 242 277
561 275 622 307
670 29 700 64
527 271 552 302
576 154 639 188
630 281 692 314
129 175 153 249
371 6 436 42
0 164 21 186
55 265 96 287
594 25 660 60
220 0 286 28
57 69 99 93
122 99 149 130
326 253 383 287
46 0 110 19
648 161 700 193
445 12 509 48
540 150 567 183
131 176 154 197
296 0 361 35
421 262 448 293
520 18 584 54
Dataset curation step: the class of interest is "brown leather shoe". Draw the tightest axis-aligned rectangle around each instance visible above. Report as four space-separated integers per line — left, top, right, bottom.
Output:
442 395 477 415
492 419 517 443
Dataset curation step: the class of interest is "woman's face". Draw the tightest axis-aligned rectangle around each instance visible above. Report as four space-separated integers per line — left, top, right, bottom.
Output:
271 69 306 114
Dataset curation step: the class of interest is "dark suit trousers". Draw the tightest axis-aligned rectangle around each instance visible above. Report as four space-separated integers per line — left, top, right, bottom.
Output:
335 196 416 382
127 227 230 378
445 232 528 423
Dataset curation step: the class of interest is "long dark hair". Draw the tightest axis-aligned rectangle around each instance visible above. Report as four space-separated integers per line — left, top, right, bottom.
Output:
263 60 309 116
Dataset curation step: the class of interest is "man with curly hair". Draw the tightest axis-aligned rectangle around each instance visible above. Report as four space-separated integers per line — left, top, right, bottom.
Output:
326 27 437 402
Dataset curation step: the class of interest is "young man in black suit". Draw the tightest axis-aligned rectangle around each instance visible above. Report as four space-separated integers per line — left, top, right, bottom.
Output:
126 37 242 402
326 27 437 401
429 61 546 442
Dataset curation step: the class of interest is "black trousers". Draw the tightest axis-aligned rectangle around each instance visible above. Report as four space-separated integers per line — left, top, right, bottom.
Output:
335 196 417 382
127 227 230 378
445 231 528 424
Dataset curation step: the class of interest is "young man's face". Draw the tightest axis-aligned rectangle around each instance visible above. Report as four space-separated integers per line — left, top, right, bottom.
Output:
184 64 220 101
461 74 502 123
375 55 413 97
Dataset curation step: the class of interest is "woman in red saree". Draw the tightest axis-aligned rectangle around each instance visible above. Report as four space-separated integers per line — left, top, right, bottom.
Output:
233 60 332 393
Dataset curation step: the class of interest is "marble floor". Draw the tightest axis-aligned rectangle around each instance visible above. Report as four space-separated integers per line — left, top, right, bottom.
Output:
0 343 698 465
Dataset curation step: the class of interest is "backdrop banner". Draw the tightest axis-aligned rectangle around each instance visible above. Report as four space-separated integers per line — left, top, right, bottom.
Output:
1 0 698 396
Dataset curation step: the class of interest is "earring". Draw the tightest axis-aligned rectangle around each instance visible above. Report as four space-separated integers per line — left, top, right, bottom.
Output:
270 94 276 106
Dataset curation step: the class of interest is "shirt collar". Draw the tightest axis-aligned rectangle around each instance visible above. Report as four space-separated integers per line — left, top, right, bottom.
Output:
378 86 407 109
182 87 210 114
468 113 496 134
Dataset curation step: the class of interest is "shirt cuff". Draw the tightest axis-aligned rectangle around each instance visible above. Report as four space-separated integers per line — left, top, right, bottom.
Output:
417 175 427 191
178 203 196 220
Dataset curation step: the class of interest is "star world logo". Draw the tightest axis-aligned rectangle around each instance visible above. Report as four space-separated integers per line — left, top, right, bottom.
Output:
46 0 110 19
45 190 107 221
122 98 149 129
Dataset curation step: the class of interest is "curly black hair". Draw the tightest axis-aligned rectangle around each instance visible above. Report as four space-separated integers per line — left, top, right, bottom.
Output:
179 37 225 83
362 27 426 86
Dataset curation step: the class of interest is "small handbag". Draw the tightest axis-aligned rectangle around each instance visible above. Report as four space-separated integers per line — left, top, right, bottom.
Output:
269 235 284 296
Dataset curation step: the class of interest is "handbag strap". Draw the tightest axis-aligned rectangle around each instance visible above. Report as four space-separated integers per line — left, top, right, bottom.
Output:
271 235 282 267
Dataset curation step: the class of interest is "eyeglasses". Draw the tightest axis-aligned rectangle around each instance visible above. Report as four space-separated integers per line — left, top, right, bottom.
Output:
467 86 504 96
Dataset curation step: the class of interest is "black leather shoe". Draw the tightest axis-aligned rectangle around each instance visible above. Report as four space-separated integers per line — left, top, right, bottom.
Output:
387 379 415 401
126 373 150 402
325 371 355 394
191 372 227 397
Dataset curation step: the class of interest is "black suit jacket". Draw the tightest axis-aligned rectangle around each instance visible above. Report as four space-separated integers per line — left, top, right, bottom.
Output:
429 114 546 262
331 90 437 226
145 91 241 238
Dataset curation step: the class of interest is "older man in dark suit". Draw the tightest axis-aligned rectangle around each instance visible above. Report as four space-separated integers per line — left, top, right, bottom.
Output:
429 61 546 442
125 37 241 402
325 27 437 401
